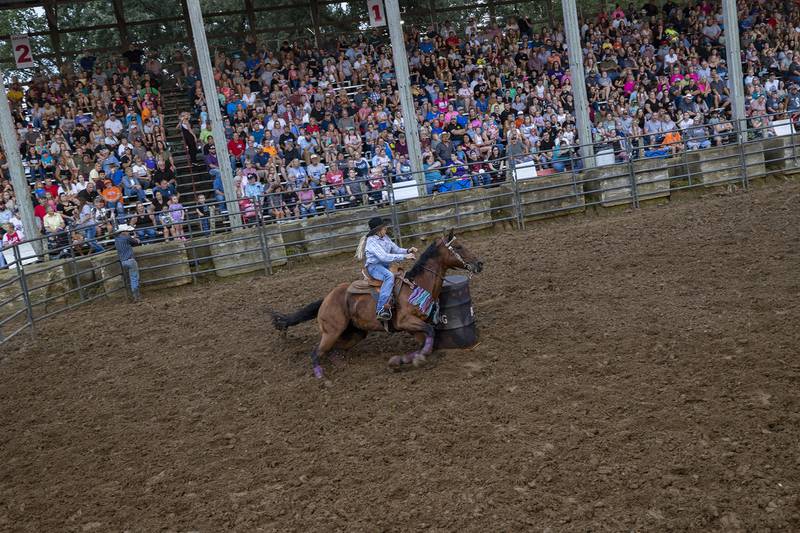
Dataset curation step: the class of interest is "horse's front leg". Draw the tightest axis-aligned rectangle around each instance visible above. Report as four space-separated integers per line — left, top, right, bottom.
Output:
388 325 434 369
409 324 435 367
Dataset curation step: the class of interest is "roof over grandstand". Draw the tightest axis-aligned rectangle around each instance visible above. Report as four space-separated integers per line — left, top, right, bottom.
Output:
0 0 555 71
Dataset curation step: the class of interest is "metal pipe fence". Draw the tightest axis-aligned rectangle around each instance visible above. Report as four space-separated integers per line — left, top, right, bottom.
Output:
1 112 799 345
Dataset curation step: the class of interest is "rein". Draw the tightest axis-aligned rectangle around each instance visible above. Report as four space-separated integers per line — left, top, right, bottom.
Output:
412 237 470 283
419 263 445 280
445 236 469 270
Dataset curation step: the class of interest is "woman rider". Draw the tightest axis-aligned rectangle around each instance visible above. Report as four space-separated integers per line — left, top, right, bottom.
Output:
355 217 417 321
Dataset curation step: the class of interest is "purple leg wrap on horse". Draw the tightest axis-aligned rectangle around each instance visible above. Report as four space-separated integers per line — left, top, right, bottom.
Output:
313 365 324 379
421 335 434 354
402 351 419 364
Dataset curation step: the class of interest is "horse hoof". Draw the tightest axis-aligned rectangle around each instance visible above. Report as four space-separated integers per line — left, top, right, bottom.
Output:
412 353 427 367
313 366 324 379
388 356 403 368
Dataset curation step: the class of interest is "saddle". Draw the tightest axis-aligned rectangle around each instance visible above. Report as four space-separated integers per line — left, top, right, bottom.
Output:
346 265 410 295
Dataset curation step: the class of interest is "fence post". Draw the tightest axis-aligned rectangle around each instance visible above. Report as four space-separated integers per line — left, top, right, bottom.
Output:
627 154 640 208
791 120 798 167
387 182 403 246
255 198 273 276
683 146 692 188
510 159 524 230
737 123 749 189
188 228 200 284
569 149 582 212
13 245 34 332
454 186 461 228
69 244 86 302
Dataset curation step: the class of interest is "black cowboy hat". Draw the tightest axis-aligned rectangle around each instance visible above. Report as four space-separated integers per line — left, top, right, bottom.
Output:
368 216 389 234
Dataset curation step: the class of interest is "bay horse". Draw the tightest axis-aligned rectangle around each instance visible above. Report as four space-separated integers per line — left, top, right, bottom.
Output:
271 229 483 378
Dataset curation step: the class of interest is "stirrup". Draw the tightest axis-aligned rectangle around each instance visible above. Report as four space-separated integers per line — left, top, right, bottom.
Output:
377 308 392 321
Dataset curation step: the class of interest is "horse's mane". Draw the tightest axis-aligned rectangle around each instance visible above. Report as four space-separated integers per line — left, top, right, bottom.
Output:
405 240 441 281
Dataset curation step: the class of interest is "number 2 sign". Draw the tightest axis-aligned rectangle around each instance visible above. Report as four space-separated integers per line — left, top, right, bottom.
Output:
11 35 34 69
367 0 386 28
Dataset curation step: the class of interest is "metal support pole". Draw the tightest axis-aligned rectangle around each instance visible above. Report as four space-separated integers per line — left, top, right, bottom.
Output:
562 0 595 168
112 0 130 49
722 0 746 144
546 0 556 29
43 1 63 68
181 0 194 44
186 0 242 229
309 0 322 48
0 71 41 257
244 0 257 36
385 0 426 196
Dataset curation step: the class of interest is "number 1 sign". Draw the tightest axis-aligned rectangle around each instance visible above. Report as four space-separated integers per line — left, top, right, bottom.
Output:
11 35 34 69
367 0 386 27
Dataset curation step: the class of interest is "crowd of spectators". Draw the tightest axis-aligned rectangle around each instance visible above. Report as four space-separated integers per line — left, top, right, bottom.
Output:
3 0 800 266
173 0 800 221
0 46 186 267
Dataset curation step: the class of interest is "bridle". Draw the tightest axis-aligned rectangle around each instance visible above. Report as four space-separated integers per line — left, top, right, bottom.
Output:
416 237 471 281
445 236 473 274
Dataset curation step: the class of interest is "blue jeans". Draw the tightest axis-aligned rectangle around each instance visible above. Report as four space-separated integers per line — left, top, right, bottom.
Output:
124 187 146 202
299 204 316 218
214 192 227 213
318 197 335 211
136 228 157 241
426 179 444 195
84 224 104 253
367 263 394 312
471 171 491 187
121 258 139 293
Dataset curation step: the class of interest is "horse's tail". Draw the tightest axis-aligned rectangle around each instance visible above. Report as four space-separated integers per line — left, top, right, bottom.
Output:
271 299 324 331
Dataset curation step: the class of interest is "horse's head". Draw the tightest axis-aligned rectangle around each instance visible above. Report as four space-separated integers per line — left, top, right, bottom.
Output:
440 229 483 274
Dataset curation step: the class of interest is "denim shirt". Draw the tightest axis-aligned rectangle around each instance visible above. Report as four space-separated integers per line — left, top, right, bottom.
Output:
364 234 407 267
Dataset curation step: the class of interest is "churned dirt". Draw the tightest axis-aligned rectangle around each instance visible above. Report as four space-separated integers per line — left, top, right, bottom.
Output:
1 179 799 532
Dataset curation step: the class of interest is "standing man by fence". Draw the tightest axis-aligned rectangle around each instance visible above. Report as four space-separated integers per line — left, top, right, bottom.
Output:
114 224 141 302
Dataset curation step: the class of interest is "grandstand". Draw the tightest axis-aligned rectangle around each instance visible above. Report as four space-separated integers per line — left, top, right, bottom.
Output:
0 0 792 273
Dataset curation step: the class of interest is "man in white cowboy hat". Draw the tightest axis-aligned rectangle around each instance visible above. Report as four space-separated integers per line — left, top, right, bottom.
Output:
114 224 141 301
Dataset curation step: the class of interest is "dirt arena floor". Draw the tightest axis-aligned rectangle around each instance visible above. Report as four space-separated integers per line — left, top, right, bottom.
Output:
1 180 799 532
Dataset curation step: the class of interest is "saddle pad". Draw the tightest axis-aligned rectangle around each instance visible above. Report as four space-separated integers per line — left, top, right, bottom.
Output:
347 279 375 295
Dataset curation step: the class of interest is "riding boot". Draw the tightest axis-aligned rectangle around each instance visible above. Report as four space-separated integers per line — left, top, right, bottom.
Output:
376 303 392 321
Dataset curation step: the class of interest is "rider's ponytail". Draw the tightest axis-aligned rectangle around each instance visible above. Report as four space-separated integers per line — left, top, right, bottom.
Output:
355 232 368 260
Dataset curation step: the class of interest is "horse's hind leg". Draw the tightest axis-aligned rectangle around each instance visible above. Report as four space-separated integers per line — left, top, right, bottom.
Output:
311 286 351 378
333 325 367 351
311 332 341 379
